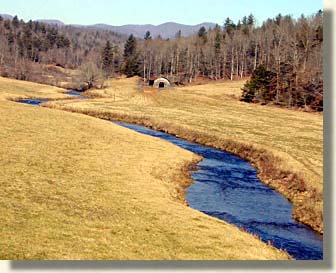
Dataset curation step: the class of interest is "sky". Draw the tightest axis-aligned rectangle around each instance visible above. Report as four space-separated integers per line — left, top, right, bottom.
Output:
0 0 323 26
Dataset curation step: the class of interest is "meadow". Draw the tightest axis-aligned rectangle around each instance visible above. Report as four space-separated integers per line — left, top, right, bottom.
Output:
45 77 323 233
0 76 290 259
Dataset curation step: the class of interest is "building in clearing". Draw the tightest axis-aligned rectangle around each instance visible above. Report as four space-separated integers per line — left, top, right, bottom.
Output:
153 77 171 89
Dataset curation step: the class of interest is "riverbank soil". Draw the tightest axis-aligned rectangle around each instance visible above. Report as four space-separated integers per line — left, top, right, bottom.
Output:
45 77 323 234
0 77 290 259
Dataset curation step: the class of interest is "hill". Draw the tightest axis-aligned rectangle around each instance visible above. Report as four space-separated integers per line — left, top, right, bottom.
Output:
36 19 65 26
88 22 216 38
0 76 290 260
0 14 13 20
0 13 215 38
47 77 323 233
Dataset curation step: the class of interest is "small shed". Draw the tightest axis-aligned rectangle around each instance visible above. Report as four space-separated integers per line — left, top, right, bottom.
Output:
153 77 171 89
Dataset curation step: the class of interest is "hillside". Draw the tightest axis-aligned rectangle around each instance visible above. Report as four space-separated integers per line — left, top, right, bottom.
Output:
46 77 323 233
0 14 215 38
88 22 216 38
36 19 65 26
0 12 323 111
0 13 13 20
0 77 290 260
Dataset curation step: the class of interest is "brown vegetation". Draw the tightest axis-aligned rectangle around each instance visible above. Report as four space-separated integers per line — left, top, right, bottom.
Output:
0 11 323 110
0 76 291 259
44 77 323 233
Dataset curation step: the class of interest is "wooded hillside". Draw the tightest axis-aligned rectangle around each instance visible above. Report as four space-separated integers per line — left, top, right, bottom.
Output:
0 11 323 110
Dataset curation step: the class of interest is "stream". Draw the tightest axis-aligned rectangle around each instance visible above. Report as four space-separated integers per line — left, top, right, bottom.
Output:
18 92 323 260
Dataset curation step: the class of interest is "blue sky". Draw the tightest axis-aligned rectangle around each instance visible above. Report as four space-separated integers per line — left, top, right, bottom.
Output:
0 0 323 26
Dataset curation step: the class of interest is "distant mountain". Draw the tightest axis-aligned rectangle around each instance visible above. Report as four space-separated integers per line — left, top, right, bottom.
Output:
0 13 216 39
0 14 64 26
88 22 216 39
36 19 65 26
0 14 14 20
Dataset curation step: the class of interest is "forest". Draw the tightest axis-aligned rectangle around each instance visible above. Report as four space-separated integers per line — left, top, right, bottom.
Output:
0 11 323 110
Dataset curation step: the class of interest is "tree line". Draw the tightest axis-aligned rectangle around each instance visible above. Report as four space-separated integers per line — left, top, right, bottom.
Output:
132 12 323 110
0 15 124 83
0 11 323 110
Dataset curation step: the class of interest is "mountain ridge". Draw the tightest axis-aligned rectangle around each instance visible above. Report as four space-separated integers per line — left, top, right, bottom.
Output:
0 13 216 38
77 21 216 38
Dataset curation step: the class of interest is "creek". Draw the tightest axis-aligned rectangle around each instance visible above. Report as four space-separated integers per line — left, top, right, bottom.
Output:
18 92 323 260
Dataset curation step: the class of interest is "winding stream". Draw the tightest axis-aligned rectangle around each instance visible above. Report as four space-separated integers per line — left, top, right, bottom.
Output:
18 93 323 260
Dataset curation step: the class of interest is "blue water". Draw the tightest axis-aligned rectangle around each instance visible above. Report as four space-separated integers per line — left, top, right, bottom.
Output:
17 91 85 106
65 90 86 98
17 97 323 260
115 122 323 260
18 98 50 105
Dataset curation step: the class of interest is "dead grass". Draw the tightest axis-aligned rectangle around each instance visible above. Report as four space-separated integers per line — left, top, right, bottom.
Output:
0 76 69 101
0 77 290 260
46 77 323 233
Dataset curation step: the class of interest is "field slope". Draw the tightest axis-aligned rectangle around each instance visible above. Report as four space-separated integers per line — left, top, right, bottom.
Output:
0 77 289 260
46 77 323 233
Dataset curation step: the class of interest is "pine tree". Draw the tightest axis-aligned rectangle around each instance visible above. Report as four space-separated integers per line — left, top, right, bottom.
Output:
175 30 182 39
247 14 255 26
123 34 139 77
241 65 274 103
224 17 235 34
198 26 208 44
12 15 19 28
47 27 58 47
124 34 136 58
214 25 222 55
101 40 113 76
144 31 152 40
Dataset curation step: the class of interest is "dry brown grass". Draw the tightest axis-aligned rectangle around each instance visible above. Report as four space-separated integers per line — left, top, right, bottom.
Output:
46 77 323 233
0 77 290 260
0 76 68 101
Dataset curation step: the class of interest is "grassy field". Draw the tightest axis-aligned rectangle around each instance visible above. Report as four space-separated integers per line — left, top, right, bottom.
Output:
0 76 69 101
45 77 323 233
0 76 290 260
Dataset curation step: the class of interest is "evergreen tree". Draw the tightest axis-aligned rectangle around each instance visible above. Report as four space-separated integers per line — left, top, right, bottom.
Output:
275 13 282 25
236 20 242 30
241 65 274 103
197 26 208 44
214 25 222 55
101 40 113 76
247 14 255 26
12 15 19 28
144 31 152 40
123 34 139 77
47 27 58 47
124 34 136 57
242 16 248 26
224 17 235 33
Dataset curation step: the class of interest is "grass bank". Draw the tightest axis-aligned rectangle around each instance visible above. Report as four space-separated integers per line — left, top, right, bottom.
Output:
45 77 323 234
0 77 290 259
0 76 69 101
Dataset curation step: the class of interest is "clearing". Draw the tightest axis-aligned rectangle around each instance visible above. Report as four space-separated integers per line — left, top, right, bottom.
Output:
0 76 289 259
46 77 323 233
